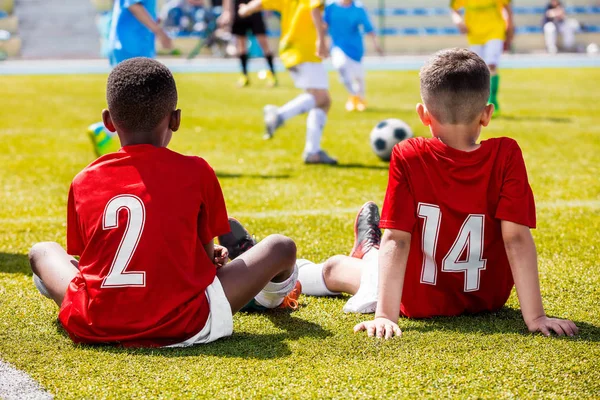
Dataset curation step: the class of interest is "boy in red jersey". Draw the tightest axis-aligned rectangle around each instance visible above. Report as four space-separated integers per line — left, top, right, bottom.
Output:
298 48 578 339
29 57 300 347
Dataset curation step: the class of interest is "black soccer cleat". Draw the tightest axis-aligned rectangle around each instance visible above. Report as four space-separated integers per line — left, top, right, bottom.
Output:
349 201 381 259
218 218 256 260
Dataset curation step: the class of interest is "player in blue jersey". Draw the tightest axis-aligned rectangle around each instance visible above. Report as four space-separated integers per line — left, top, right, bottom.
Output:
324 0 382 112
108 0 173 67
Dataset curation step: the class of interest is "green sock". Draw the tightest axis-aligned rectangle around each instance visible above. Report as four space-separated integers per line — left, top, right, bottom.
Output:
489 74 500 110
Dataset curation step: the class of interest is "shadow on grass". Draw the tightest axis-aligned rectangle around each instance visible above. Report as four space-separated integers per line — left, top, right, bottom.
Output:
216 172 291 179
331 163 389 170
0 253 30 274
72 311 332 360
496 115 572 123
409 307 600 342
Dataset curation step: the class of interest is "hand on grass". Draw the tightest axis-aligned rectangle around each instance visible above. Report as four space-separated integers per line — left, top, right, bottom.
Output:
213 245 229 269
527 315 579 337
354 318 402 339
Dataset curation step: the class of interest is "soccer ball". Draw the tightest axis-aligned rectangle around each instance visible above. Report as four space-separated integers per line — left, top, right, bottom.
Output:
369 118 413 161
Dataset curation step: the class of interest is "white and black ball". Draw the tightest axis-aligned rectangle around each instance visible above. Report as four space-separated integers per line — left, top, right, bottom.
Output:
370 118 413 161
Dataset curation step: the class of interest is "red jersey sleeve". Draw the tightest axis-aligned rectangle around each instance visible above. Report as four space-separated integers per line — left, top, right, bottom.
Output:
66 184 84 256
495 141 536 228
380 145 417 233
197 162 231 244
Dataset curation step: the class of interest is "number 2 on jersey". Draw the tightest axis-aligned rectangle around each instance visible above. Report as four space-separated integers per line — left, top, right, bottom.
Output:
102 195 146 288
418 203 487 292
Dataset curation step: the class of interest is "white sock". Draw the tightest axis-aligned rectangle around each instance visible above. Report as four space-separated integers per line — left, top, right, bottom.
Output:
362 248 378 264
297 259 339 296
338 67 357 95
354 76 365 99
304 108 327 155
254 264 299 308
277 93 316 123
343 252 379 314
33 274 51 299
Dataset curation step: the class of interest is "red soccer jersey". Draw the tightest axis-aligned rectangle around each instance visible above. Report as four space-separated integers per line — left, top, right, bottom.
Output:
59 145 230 347
380 137 536 318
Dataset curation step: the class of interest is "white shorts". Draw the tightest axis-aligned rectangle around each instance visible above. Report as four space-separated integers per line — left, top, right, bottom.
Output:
331 46 364 81
288 62 329 90
167 276 233 347
470 39 504 66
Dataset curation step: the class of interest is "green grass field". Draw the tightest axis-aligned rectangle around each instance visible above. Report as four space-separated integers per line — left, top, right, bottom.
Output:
0 68 599 399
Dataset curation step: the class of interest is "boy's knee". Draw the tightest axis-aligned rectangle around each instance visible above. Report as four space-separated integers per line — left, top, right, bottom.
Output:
309 89 331 111
266 234 297 263
28 242 56 273
322 255 345 281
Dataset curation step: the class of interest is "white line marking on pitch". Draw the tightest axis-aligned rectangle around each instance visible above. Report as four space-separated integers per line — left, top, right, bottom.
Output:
0 360 52 400
0 200 597 224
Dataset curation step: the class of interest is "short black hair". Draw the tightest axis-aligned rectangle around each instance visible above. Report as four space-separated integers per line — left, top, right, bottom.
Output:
107 57 178 133
419 48 490 124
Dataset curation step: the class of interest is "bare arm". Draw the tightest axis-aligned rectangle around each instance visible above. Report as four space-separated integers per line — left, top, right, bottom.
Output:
218 0 235 26
129 3 173 49
502 220 578 336
238 0 263 18
311 7 329 58
367 32 383 55
451 9 467 33
354 229 411 339
203 241 229 269
503 3 514 48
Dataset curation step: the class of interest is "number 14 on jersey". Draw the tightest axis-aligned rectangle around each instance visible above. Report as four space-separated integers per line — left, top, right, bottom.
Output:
418 203 487 292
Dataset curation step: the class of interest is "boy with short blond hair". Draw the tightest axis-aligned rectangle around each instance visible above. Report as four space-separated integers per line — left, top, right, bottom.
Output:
299 48 578 339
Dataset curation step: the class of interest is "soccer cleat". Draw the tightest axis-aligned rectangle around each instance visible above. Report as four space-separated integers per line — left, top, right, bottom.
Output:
345 96 358 112
263 105 282 140
350 201 381 259
356 97 367 112
303 150 338 165
264 70 278 88
218 218 256 260
237 74 250 88
278 280 302 310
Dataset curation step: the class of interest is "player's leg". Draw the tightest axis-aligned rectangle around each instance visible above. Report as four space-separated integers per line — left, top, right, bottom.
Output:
28 242 79 307
353 60 367 112
217 221 299 313
560 19 578 51
298 255 362 295
544 22 559 53
331 47 359 111
298 201 382 314
304 86 336 164
235 34 250 87
483 39 504 115
251 13 277 87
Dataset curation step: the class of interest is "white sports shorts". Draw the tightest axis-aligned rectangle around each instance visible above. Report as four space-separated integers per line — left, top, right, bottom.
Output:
331 46 365 81
470 39 504 66
288 62 329 90
168 276 234 347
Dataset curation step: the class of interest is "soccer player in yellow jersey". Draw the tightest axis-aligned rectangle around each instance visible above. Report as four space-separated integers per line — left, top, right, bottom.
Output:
238 0 338 164
451 0 514 115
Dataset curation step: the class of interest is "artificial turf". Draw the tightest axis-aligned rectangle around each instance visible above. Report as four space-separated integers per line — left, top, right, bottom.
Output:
0 68 599 398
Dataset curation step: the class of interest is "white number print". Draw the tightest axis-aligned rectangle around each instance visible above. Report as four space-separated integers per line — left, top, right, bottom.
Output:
101 195 146 288
418 203 487 292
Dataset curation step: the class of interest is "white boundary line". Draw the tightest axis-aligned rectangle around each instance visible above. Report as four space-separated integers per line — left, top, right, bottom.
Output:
0 360 52 400
0 200 597 224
